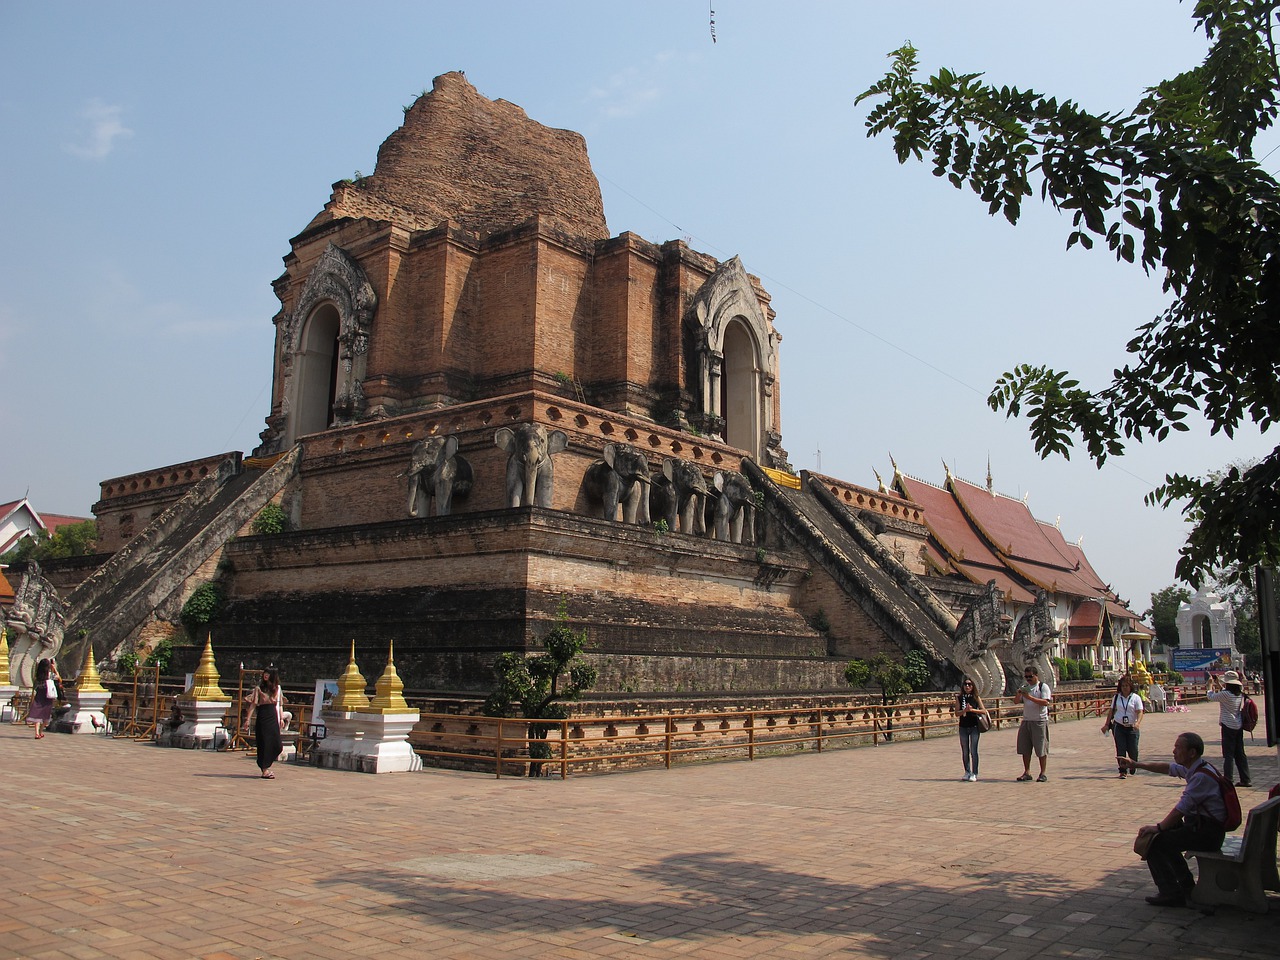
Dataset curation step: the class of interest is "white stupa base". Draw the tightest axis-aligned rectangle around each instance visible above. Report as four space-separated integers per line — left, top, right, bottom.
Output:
0 684 19 722
167 697 232 748
61 690 110 734
314 713 365 770
350 711 422 773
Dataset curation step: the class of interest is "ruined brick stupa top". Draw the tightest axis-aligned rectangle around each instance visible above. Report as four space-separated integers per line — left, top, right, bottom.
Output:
306 72 609 241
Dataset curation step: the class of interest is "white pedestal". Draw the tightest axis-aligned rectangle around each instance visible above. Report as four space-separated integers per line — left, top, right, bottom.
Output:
350 711 422 774
314 712 366 771
0 684 18 723
63 689 110 734
174 697 232 748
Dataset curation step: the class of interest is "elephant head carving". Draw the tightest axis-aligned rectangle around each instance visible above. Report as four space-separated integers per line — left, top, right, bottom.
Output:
495 423 569 508
711 471 755 544
653 458 709 535
584 442 652 524
405 434 473 517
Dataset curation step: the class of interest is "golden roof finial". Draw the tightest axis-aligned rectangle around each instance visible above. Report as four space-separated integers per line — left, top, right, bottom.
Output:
0 628 11 686
331 640 370 712
186 632 231 701
361 640 411 714
76 644 108 694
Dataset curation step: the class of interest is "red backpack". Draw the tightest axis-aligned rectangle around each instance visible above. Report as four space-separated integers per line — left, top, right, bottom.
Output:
1198 763 1243 831
1241 695 1259 733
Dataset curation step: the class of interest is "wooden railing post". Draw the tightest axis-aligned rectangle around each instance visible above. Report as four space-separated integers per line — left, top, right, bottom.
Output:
747 712 755 761
664 715 674 769
495 718 503 779
816 711 824 753
560 719 568 780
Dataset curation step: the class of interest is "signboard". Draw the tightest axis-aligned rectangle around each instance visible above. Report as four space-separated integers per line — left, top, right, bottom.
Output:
1172 648 1235 678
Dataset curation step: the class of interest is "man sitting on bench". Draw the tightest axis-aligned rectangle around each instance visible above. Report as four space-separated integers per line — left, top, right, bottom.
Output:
1124 731 1228 907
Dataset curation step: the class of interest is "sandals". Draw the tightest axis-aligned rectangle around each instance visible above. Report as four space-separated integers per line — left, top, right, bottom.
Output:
260 771 275 779
1016 773 1033 781
34 732 44 739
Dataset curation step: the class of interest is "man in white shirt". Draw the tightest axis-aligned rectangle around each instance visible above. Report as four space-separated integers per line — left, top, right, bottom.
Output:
1014 664 1052 782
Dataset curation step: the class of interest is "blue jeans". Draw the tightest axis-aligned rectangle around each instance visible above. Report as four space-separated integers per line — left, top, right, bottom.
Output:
1221 725 1250 784
959 725 981 775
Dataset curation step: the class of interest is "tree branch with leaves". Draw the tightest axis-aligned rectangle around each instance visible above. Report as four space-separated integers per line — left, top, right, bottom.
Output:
857 2 1280 583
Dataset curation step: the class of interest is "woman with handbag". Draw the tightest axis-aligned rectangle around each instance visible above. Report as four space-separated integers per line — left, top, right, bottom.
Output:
28 658 58 739
1102 674 1143 778
956 677 990 782
244 666 285 779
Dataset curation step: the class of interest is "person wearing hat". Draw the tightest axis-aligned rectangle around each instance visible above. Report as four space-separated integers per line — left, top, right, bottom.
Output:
1207 670 1251 788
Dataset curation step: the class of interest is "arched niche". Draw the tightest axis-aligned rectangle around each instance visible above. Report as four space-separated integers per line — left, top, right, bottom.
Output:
294 304 341 437
722 319 760 454
686 256 778 462
278 243 378 447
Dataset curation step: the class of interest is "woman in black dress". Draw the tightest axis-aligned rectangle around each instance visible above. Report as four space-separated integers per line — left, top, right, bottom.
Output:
245 667 283 779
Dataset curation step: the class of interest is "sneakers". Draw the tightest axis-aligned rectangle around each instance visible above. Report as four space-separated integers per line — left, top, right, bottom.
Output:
970 773 978 782
1036 774 1048 782
1016 773 1033 782
1117 772 1127 779
961 774 972 782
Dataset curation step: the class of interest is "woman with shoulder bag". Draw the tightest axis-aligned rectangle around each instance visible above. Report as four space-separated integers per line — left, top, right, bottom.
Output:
1102 674 1143 778
28 658 57 739
956 677 990 782
244 667 285 780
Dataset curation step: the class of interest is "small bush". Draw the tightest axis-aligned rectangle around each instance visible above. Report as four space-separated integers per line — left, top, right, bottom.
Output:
180 582 226 638
251 503 290 535
1076 659 1094 681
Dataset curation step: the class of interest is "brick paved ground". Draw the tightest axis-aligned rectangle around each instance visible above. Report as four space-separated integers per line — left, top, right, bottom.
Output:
1 700 1276 960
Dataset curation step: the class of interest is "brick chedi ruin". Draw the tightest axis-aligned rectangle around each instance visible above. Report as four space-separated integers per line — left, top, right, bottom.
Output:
6 73 1141 702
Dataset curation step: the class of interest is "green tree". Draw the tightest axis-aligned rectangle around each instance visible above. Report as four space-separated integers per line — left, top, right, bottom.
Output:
1148 584 1193 647
856 3 1280 584
1 520 98 563
845 652 916 742
483 597 598 776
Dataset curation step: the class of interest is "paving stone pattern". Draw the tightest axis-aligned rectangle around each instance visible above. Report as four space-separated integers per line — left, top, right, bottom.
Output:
1 701 1276 959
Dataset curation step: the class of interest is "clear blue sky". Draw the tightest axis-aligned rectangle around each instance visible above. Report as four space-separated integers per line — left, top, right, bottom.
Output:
1 2 1271 612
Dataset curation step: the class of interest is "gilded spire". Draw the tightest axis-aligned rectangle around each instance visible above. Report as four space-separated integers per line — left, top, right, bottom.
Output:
186 633 230 701
360 640 411 714
76 644 108 694
330 640 370 712
0 629 10 686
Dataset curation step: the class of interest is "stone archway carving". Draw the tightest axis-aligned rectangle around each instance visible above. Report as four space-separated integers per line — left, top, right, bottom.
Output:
686 256 777 460
279 243 378 445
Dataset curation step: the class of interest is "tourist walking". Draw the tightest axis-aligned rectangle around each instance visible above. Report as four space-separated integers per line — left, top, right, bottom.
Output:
1103 674 1143 778
1124 732 1228 907
1206 670 1250 787
1014 664 1052 782
244 667 285 779
955 677 988 781
28 658 59 739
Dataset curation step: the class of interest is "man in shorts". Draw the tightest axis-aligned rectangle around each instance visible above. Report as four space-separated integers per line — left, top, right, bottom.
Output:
1015 665 1052 781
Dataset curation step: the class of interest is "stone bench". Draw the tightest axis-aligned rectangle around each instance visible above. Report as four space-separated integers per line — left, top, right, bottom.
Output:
1186 796 1280 913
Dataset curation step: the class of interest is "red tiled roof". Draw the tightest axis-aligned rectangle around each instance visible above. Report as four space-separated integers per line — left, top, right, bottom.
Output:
948 476 1110 599
896 474 1035 603
40 513 92 532
0 567 13 604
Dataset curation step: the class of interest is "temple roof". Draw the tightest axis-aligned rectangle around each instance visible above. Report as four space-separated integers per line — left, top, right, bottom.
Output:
948 475 1108 598
895 473 1035 603
306 72 609 241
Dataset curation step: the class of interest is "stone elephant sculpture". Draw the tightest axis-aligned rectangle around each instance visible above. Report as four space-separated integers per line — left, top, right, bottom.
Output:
405 434 473 517
495 423 569 508
652 457 708 535
584 442 652 524
710 471 755 544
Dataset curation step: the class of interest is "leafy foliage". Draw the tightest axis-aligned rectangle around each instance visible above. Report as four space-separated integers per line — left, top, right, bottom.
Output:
1148 584 1193 646
1 520 98 564
857 4 1280 583
903 650 931 691
179 582 225 638
250 503 290 536
144 637 177 674
844 652 913 703
483 597 599 776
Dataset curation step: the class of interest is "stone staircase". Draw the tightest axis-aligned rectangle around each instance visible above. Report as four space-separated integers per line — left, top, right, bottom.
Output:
58 447 301 671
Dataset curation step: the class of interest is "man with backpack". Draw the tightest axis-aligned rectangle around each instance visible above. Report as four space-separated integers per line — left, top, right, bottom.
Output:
1124 732 1238 907
1207 670 1252 787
